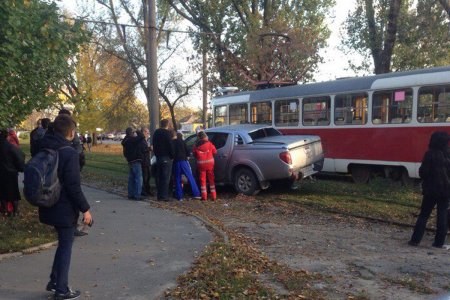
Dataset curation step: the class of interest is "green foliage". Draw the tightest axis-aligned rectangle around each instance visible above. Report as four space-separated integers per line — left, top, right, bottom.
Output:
172 0 334 89
0 0 89 128
342 0 450 73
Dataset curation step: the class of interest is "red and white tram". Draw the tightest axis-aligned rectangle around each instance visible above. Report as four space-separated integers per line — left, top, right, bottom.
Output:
211 66 450 183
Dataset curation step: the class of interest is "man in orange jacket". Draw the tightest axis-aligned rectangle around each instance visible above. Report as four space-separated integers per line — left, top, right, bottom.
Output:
193 131 217 201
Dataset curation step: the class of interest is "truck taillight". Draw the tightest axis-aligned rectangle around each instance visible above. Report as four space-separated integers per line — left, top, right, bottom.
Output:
279 151 292 164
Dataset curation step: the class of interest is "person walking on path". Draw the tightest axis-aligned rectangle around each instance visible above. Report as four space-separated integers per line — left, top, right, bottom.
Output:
409 131 450 248
193 131 217 201
86 133 92 152
0 128 25 216
122 127 144 200
152 119 174 201
140 127 153 197
37 114 93 300
172 132 201 201
30 118 51 157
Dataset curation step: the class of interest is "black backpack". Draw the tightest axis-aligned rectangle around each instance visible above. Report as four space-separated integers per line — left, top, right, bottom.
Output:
23 147 69 207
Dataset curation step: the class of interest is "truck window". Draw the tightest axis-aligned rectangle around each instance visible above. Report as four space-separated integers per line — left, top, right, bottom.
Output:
248 128 281 140
210 133 229 149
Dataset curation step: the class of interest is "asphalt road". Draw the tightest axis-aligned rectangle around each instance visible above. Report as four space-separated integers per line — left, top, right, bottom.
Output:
0 185 212 300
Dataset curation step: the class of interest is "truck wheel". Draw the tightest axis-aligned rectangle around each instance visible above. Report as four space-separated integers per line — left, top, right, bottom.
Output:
234 168 260 196
351 165 371 184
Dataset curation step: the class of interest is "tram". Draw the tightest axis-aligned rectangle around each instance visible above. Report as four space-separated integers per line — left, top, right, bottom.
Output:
211 66 450 183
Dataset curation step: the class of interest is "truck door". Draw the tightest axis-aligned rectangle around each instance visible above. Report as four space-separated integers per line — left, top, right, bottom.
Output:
209 132 231 183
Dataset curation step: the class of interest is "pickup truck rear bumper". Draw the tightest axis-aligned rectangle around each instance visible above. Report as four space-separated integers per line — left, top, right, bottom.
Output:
291 158 324 180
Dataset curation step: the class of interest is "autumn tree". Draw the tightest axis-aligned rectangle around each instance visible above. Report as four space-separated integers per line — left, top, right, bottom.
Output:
75 0 196 131
62 44 149 137
0 0 88 128
168 0 334 89
342 0 450 74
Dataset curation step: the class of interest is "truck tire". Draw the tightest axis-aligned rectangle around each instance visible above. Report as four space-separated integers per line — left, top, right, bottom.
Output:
234 168 260 196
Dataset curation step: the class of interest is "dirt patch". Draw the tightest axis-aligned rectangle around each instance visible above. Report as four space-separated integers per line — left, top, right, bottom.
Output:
172 196 449 299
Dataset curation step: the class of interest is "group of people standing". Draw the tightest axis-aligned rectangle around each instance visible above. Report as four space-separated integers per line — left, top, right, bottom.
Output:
122 119 218 202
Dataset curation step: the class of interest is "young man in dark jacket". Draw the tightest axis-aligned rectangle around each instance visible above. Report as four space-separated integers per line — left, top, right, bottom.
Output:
152 119 174 201
38 114 92 300
122 127 145 200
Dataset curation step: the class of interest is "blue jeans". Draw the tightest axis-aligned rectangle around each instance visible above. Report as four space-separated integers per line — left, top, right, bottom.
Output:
156 156 173 200
50 226 75 294
410 195 449 247
173 160 201 200
128 162 143 199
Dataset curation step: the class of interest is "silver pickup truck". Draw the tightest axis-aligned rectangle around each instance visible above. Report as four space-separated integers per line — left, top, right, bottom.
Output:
184 125 324 195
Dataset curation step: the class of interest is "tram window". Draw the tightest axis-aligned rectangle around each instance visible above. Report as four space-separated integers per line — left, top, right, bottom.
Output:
275 99 299 126
302 96 331 126
214 105 228 127
229 103 248 125
251 101 272 124
334 93 368 125
418 85 450 123
372 89 413 124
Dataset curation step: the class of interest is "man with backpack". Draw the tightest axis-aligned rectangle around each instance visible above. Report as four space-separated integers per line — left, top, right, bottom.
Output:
34 114 92 300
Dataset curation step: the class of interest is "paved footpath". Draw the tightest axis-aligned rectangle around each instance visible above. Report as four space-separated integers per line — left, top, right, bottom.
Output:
0 185 212 300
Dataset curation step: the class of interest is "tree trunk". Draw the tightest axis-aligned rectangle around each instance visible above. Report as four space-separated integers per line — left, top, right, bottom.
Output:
370 0 402 74
169 104 177 131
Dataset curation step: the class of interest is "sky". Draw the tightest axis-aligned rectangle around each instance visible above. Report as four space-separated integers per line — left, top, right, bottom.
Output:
60 0 362 107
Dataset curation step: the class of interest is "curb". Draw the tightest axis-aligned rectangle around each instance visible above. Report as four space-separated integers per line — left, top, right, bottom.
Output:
0 241 58 262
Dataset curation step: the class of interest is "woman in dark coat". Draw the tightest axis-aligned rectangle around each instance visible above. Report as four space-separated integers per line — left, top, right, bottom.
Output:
409 131 450 248
0 128 25 216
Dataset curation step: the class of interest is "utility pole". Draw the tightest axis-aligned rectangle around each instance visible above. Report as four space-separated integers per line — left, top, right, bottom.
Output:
202 47 208 129
145 0 159 136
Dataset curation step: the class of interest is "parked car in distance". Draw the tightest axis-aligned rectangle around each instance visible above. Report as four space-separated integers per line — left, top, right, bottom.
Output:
106 132 115 140
113 132 126 141
181 124 324 195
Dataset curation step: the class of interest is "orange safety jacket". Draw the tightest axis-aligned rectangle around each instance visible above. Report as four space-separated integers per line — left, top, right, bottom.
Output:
193 139 217 171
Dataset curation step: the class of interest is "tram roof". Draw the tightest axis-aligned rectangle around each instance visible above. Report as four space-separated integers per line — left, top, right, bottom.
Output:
212 66 450 104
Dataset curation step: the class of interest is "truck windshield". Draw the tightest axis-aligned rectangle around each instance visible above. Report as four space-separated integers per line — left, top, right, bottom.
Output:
248 128 282 140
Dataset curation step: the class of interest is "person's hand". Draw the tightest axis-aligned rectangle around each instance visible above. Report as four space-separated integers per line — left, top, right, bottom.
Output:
83 210 92 226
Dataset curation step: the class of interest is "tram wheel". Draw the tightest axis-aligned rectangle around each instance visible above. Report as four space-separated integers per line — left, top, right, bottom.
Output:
401 169 415 187
351 165 371 184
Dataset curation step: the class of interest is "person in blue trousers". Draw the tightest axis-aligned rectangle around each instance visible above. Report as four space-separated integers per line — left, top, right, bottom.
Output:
172 132 201 201
121 127 144 200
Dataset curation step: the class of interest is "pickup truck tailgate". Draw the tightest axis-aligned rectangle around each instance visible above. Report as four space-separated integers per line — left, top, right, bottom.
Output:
256 135 323 169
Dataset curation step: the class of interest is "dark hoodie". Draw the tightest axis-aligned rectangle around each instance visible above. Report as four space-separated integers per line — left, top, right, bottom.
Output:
38 132 90 227
121 132 144 163
419 131 450 198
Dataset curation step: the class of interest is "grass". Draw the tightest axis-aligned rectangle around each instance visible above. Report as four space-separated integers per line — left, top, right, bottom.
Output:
261 176 423 226
0 201 55 254
381 275 436 295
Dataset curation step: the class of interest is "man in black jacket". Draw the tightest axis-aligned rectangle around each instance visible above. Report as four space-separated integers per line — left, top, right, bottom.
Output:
409 131 450 248
122 127 145 200
38 114 92 300
152 119 174 201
